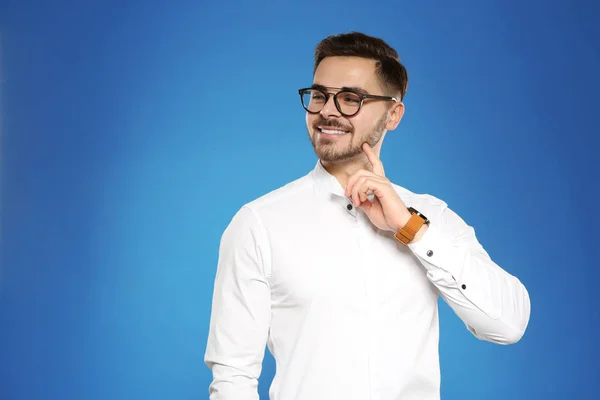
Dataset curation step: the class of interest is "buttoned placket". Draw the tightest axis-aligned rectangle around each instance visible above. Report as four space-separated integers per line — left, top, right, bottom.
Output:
347 206 381 400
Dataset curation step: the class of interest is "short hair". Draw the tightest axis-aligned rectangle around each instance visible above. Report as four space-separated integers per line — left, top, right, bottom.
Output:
314 32 408 100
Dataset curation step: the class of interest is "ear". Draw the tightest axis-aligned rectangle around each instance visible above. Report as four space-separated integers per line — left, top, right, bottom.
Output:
385 102 405 131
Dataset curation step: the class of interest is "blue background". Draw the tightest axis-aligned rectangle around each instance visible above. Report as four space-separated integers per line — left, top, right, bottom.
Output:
1 0 599 399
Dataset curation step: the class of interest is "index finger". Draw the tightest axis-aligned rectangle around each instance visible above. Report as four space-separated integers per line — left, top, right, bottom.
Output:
362 142 385 176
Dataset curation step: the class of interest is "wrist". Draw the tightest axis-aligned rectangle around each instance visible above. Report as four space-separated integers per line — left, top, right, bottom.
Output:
392 208 413 232
411 224 429 243
392 206 430 245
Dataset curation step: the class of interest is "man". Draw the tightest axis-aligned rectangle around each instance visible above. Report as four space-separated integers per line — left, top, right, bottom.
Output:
204 32 531 400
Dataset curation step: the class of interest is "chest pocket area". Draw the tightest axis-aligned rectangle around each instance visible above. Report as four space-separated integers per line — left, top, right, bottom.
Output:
268 222 366 312
364 227 438 314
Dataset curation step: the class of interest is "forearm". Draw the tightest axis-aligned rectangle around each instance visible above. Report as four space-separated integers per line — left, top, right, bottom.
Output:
205 291 269 400
206 362 261 400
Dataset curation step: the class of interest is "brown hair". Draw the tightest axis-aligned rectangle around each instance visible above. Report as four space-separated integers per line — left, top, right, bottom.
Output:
314 32 408 100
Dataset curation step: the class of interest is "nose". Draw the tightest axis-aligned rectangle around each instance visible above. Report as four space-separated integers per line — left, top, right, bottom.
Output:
320 93 341 118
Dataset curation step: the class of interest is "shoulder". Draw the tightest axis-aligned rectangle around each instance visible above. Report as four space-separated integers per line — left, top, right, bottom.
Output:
225 170 315 231
390 182 449 220
245 172 315 213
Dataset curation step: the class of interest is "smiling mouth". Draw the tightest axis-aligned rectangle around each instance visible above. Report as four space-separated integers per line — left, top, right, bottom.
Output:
317 126 351 135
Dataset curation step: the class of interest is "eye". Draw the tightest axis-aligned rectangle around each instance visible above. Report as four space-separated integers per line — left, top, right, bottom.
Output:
340 92 360 103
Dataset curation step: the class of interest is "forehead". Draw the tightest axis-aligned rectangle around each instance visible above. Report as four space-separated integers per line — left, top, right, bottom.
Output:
313 56 380 93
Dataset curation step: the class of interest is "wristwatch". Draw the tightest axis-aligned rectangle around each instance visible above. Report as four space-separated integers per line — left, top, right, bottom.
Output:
394 207 430 245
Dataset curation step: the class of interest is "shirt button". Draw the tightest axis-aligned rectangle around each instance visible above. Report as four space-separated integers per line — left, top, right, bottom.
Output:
347 204 353 210
461 284 467 290
426 250 433 257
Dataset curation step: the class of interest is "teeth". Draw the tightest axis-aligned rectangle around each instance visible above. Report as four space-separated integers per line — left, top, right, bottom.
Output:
320 129 348 135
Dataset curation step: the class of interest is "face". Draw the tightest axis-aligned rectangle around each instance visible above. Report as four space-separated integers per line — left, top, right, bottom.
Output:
305 56 403 163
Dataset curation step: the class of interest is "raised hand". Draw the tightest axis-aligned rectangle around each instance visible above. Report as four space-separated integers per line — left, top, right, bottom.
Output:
344 143 413 233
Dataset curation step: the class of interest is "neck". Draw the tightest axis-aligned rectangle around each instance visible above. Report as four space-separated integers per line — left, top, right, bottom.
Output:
321 154 372 190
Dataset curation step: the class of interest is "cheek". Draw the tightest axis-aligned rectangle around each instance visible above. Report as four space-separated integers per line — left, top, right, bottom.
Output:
347 118 367 137
306 113 316 129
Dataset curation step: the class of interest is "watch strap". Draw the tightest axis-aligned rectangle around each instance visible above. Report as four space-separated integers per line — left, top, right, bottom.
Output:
394 212 426 245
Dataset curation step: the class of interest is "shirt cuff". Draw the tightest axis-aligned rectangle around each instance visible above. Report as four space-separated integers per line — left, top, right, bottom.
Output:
407 224 465 282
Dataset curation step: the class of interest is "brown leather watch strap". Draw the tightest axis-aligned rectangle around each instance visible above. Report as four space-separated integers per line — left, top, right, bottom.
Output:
394 213 426 245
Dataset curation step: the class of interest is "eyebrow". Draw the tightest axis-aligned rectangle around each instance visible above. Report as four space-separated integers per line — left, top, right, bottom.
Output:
310 83 369 95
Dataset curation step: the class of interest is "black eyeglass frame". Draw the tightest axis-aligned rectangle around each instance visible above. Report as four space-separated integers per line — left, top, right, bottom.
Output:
298 87 399 117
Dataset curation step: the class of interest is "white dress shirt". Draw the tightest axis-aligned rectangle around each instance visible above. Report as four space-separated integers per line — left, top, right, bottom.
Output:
204 160 531 400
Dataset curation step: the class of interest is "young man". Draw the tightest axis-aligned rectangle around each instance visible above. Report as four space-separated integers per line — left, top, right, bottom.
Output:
204 32 531 400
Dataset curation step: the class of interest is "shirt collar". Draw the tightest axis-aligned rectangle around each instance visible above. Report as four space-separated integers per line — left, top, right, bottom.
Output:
311 160 357 213
312 160 345 196
310 159 408 216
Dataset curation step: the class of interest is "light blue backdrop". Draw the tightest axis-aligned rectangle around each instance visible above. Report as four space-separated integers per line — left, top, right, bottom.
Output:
1 0 599 399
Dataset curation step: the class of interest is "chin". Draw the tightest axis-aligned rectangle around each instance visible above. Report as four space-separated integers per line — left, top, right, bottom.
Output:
316 147 361 163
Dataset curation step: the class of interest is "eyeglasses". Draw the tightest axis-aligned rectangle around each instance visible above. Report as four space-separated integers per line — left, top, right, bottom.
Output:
298 87 398 117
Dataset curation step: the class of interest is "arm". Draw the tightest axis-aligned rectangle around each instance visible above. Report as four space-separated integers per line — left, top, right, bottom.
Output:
408 205 531 344
204 206 271 399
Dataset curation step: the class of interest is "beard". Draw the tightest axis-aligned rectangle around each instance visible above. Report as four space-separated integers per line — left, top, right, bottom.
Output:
308 111 389 163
